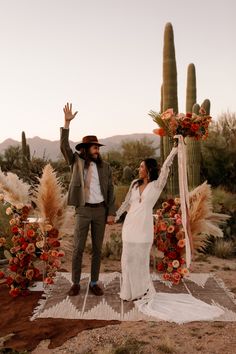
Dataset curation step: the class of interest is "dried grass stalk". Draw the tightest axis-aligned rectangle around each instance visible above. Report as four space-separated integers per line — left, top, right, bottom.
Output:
33 164 68 233
189 182 230 250
0 169 30 206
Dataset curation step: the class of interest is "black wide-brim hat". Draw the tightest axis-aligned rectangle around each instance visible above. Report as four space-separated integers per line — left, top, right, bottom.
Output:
75 135 104 150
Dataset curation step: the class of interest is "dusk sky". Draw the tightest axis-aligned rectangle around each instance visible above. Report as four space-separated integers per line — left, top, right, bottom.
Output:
0 0 235 143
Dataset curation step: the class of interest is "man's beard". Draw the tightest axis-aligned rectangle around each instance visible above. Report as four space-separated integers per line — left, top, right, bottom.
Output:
88 153 102 164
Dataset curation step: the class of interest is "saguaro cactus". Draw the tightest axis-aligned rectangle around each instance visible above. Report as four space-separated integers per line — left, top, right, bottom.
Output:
159 84 164 165
201 99 211 115
185 63 201 190
162 22 179 196
186 63 196 113
21 131 31 170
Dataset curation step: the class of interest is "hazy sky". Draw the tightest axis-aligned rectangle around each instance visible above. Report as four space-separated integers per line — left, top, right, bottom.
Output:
0 0 235 143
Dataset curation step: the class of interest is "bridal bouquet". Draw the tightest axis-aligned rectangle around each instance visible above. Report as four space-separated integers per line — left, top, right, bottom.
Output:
153 198 188 284
150 108 212 140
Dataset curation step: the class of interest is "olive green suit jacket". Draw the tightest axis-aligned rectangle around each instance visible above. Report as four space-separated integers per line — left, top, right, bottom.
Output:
60 128 116 216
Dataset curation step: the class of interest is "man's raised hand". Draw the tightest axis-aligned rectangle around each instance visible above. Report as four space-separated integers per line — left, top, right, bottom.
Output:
63 103 78 128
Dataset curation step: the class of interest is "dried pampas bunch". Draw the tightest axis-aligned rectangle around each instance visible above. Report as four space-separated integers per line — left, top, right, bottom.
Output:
189 181 230 251
0 169 30 207
33 164 68 233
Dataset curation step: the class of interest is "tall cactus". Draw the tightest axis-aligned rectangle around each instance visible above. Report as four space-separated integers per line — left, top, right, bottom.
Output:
201 99 211 115
21 131 31 171
185 63 201 190
159 84 164 165
162 22 179 196
186 63 196 113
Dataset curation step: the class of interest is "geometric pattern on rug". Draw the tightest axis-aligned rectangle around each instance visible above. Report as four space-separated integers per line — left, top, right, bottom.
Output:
31 272 236 322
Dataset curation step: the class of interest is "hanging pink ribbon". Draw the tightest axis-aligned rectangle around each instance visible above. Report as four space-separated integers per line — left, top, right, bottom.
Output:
174 134 192 267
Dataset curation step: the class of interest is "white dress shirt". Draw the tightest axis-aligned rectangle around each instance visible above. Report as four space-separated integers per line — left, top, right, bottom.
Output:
84 162 104 203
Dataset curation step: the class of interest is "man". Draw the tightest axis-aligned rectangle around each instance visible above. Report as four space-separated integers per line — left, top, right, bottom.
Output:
60 103 115 296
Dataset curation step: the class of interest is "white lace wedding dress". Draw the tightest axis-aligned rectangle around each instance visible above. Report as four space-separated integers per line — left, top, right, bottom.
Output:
115 147 224 323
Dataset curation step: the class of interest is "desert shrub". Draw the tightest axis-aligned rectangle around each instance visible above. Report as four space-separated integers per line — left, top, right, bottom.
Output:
114 185 129 210
212 238 235 259
212 188 236 240
212 187 236 213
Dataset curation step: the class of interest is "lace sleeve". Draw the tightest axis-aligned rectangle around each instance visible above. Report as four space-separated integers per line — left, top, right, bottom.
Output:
114 180 137 222
153 147 178 191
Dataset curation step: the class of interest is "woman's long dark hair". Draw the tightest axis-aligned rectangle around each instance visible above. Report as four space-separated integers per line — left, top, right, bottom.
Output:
133 158 159 188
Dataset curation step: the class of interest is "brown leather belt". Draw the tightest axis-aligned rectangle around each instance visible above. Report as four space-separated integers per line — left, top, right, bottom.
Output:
85 201 105 208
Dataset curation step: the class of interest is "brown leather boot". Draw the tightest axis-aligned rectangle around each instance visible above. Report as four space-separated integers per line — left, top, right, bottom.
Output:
68 283 80 296
89 283 104 296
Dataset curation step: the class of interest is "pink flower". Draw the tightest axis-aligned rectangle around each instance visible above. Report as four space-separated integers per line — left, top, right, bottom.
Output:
44 277 54 285
175 218 182 225
161 108 174 120
25 243 36 254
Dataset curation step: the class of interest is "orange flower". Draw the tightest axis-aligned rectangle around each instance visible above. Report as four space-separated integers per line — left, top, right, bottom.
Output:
177 239 185 248
181 268 189 276
159 222 167 231
153 128 166 137
167 225 175 233
40 252 49 261
176 231 185 240
27 229 35 238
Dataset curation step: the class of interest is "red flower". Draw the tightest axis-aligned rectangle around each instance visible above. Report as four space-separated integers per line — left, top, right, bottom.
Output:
34 268 40 278
6 276 14 286
11 226 19 234
0 271 5 279
157 262 164 271
186 112 192 118
48 238 60 248
21 242 29 251
10 265 18 272
9 287 21 297
191 123 199 132
47 228 59 238
167 251 177 259
19 237 26 244
40 252 49 261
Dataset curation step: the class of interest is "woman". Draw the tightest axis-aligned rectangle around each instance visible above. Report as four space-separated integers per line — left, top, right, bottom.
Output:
115 145 224 323
115 148 178 301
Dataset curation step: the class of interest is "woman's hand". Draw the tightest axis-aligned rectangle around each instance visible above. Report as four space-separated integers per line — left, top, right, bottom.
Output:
63 103 78 128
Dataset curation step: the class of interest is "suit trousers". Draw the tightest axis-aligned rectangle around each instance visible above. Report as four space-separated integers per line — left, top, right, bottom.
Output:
72 205 106 284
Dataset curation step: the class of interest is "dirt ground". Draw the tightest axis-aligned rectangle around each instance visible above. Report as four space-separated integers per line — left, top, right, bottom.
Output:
10 209 236 353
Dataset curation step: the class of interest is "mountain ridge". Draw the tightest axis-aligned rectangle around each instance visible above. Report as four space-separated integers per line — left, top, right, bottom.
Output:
0 133 160 161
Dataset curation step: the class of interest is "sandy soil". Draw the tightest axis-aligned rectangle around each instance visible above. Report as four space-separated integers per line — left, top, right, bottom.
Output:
30 209 236 353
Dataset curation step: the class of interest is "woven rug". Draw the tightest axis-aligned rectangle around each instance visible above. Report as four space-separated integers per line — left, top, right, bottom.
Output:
31 272 236 322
